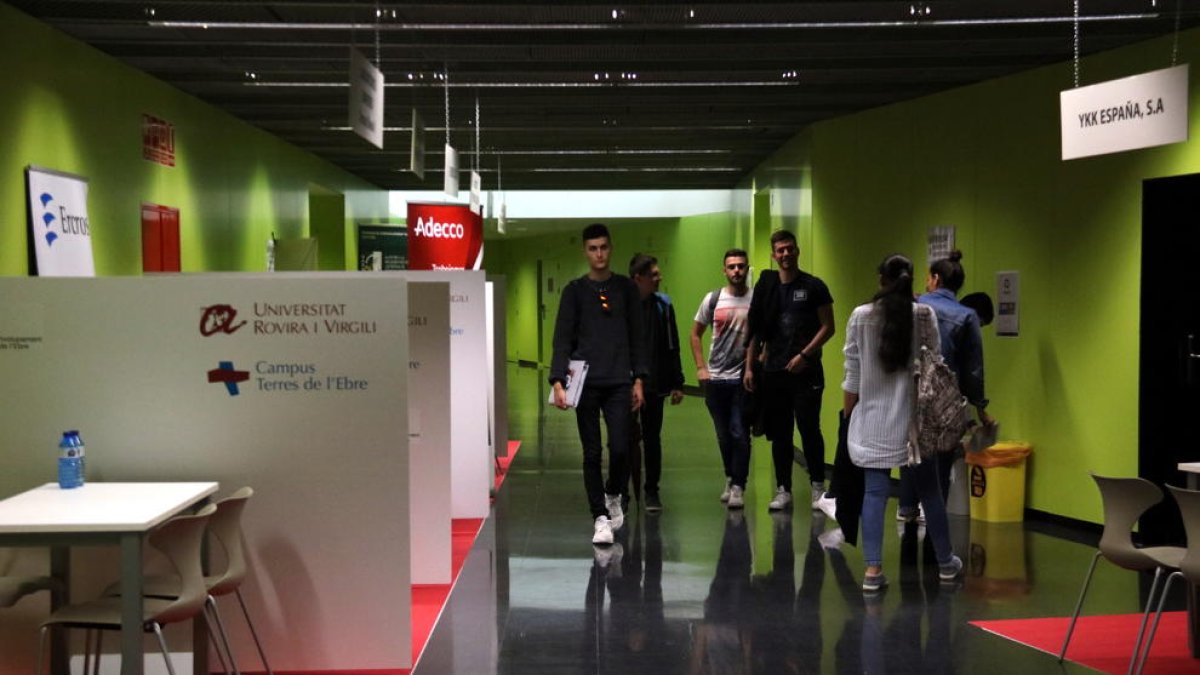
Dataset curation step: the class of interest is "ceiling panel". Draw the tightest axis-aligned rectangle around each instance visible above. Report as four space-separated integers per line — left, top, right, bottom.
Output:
7 1 1197 190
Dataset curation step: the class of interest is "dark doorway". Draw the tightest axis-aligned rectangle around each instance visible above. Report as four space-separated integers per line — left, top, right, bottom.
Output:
1139 173 1200 545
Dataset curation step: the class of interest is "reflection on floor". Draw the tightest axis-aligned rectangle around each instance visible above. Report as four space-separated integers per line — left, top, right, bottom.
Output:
415 365 1191 674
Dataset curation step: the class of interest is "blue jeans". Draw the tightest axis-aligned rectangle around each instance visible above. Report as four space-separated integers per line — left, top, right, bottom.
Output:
861 461 954 568
703 380 751 488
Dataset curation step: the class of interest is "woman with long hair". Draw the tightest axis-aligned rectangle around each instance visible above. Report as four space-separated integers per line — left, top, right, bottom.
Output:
841 254 963 591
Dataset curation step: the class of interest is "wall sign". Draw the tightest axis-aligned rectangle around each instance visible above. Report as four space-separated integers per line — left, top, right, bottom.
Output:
996 271 1019 337
1060 64 1189 160
406 202 483 270
25 166 95 277
927 226 956 267
358 224 408 270
142 113 176 167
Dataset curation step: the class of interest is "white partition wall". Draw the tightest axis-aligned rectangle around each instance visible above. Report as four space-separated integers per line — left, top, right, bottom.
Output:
408 282 453 584
0 276 412 671
366 271 491 519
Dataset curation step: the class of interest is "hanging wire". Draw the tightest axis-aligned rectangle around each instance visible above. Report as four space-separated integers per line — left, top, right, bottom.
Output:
1072 0 1081 88
474 94 481 174
373 1 381 67
1171 0 1182 66
443 65 451 148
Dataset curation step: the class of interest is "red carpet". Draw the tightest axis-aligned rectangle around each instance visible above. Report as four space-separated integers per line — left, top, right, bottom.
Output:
409 440 520 671
971 612 1195 674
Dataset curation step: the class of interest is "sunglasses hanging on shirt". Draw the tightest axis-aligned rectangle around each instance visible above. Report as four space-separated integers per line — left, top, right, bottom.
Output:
597 289 611 314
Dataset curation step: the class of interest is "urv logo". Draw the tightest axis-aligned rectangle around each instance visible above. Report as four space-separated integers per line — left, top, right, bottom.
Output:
207 361 250 396
39 193 58 247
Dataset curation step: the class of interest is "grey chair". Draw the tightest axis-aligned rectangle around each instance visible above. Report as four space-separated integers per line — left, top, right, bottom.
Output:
36 504 216 675
1132 485 1200 675
105 486 272 675
0 575 59 608
1058 474 1184 674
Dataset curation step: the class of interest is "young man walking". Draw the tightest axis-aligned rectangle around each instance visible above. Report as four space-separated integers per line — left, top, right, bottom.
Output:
628 253 684 513
550 223 647 545
690 249 754 509
744 230 836 511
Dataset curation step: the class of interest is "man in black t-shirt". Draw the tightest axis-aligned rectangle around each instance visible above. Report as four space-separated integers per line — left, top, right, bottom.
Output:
550 223 648 547
744 230 835 512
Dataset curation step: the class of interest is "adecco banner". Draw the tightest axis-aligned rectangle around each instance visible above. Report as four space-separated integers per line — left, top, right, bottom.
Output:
407 201 483 270
26 166 95 276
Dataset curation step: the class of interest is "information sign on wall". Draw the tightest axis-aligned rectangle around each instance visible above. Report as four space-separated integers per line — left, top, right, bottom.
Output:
996 271 1020 337
348 48 385 149
25 166 95 277
1060 64 1189 160
358 224 408 270
142 113 176 167
406 202 484 270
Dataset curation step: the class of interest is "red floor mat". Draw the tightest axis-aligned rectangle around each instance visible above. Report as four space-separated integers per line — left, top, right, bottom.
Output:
971 612 1195 674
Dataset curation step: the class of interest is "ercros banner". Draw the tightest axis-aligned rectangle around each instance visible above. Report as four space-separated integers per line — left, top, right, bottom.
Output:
25 166 95 276
406 202 484 270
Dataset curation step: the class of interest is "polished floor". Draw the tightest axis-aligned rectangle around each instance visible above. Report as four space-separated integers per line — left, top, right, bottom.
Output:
415 365 1188 674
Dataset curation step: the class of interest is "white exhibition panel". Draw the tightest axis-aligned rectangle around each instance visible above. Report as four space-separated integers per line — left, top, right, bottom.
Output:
408 281 453 584
0 276 411 671
352 270 491 519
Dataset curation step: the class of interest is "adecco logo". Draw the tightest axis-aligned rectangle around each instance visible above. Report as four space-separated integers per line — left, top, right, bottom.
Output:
412 217 465 239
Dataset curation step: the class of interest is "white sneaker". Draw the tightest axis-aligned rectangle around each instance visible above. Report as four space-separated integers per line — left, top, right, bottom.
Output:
605 494 625 531
818 527 845 551
814 492 838 520
768 487 792 511
727 485 745 509
719 477 732 502
592 516 613 545
810 482 827 509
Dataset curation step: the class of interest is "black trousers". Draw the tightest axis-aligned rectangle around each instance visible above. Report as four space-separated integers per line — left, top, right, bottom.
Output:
575 383 631 519
762 369 826 491
632 393 666 495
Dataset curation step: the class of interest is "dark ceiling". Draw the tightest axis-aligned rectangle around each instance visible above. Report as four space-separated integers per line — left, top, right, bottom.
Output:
9 1 1198 191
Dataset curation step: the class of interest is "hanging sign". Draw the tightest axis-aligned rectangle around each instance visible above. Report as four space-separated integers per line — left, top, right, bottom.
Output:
1060 64 1188 160
26 166 95 277
348 48 384 149
469 171 482 215
407 202 484 271
443 144 459 197
410 109 426 180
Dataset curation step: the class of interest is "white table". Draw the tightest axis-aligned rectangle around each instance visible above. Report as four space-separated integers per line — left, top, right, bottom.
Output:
0 482 219 675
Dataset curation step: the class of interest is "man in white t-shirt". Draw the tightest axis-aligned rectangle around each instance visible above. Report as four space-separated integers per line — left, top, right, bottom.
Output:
689 249 754 509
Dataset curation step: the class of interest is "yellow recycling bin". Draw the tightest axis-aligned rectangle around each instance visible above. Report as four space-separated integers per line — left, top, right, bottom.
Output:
965 442 1032 523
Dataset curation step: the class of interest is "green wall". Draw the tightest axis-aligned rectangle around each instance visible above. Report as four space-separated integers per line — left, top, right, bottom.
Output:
743 29 1200 523
485 212 748 386
0 3 386 276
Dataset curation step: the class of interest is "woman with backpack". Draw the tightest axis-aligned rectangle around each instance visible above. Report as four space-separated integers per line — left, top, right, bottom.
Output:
842 253 964 592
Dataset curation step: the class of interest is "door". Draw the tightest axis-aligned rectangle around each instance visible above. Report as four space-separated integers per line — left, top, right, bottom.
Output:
1139 173 1200 544
141 204 180 273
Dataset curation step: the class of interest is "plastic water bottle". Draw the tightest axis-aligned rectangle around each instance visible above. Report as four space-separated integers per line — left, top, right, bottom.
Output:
69 430 86 486
57 432 82 489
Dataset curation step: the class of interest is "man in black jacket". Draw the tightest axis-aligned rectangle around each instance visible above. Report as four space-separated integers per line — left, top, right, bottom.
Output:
628 253 685 512
550 223 648 546
744 230 836 512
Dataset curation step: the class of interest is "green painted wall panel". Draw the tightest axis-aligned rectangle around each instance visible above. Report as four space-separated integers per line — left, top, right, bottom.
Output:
0 3 386 276
742 28 1200 523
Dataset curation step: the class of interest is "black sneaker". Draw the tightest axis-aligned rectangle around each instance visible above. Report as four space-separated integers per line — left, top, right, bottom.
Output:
644 491 663 513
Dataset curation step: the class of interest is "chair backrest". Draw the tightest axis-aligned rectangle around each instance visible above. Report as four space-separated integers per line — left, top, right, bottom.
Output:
1092 474 1164 570
1167 485 1200 582
206 486 252 596
147 503 215 625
